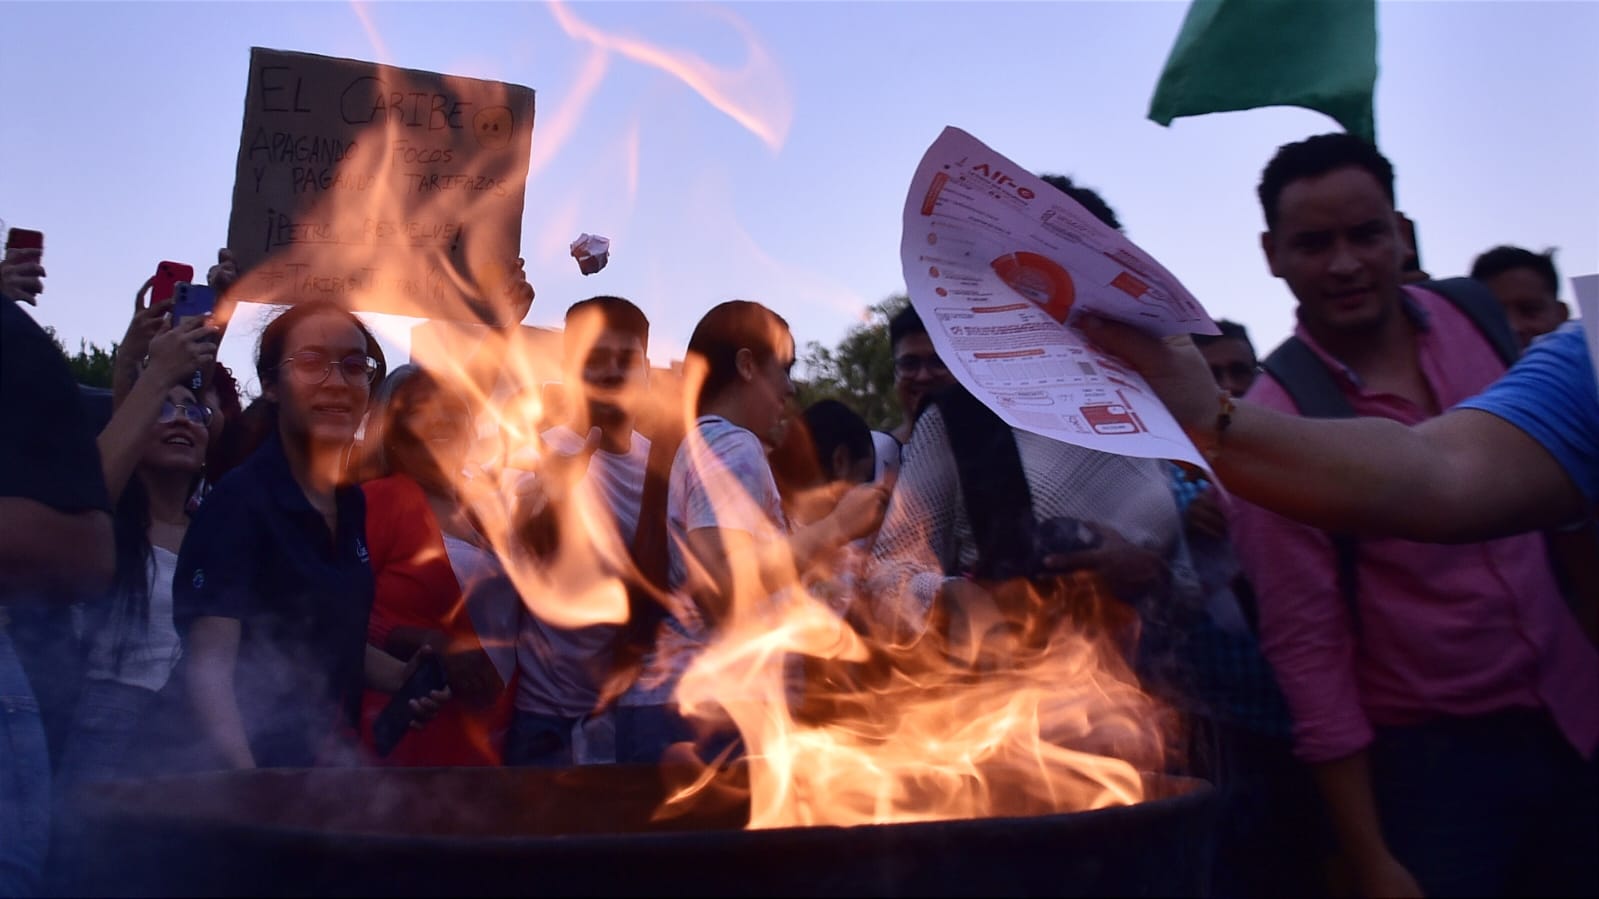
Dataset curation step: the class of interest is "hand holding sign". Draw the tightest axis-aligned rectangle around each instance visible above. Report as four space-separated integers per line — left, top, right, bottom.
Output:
207 248 239 294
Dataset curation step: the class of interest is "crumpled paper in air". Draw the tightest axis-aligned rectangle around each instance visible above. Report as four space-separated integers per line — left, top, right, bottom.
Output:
570 233 610 275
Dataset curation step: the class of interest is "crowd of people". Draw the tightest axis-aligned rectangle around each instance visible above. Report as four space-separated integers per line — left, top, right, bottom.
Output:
2 131 1595 898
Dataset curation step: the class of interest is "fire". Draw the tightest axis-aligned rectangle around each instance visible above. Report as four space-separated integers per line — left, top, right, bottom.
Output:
526 48 611 180
348 0 393 65
219 8 1169 831
682 169 875 319
670 557 1166 827
547 0 794 152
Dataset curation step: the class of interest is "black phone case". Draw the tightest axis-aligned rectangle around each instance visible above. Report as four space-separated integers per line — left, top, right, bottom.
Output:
372 654 447 757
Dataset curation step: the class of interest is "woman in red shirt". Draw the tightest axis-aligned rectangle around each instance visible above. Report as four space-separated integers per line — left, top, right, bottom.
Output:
359 365 515 765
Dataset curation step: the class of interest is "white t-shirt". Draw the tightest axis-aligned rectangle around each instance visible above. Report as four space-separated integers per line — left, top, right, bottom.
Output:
86 546 182 693
871 430 902 483
514 426 650 717
443 533 520 685
620 415 789 707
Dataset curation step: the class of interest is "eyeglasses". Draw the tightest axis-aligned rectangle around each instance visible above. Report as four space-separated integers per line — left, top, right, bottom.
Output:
1208 362 1260 383
280 351 379 386
894 353 949 377
158 399 212 426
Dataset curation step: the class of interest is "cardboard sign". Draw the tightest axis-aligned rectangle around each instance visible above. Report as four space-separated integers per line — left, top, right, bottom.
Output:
225 48 535 325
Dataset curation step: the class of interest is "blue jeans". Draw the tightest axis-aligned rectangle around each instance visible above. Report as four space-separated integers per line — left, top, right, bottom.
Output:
56 680 157 789
505 710 618 767
1371 710 1599 897
614 705 741 767
0 630 51 897
504 711 580 768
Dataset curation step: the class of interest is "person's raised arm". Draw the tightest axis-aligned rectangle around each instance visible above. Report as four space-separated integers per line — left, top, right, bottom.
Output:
111 282 171 410
97 316 217 499
1078 316 1586 542
684 482 889 626
789 480 890 574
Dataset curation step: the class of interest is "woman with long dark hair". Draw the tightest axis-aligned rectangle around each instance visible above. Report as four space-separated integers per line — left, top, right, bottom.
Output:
56 316 216 786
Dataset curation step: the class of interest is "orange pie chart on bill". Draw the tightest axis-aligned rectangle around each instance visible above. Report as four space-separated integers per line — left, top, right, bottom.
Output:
991 251 1076 322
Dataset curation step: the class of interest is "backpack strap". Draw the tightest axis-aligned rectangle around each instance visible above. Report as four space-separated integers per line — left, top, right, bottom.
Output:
926 385 1035 582
1261 337 1354 421
1257 282 1517 638
1260 337 1362 633
1415 277 1520 367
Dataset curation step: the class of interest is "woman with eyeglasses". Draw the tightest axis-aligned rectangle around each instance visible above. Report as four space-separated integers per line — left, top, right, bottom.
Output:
173 300 442 769
54 316 217 787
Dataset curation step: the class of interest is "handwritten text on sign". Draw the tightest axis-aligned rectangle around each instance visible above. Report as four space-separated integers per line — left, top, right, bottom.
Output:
226 48 535 324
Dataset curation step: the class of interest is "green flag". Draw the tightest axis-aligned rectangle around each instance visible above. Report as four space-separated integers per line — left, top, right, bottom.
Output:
1148 0 1378 144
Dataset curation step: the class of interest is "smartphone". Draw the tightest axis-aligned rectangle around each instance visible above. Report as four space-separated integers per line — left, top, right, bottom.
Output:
3 229 44 302
5 228 43 254
372 653 447 758
172 283 219 392
172 282 216 324
149 261 194 306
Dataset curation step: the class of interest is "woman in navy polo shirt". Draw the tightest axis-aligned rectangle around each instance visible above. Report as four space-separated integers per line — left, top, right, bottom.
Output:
173 300 423 768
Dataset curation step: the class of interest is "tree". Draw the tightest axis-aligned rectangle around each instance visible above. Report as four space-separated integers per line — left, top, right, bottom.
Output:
794 294 908 431
44 326 117 388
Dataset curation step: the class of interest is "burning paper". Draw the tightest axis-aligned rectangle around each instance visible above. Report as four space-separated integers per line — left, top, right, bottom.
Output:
570 233 610 275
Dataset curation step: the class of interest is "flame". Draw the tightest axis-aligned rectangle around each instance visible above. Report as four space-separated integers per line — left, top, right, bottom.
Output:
625 335 1166 828
218 8 1166 828
624 118 642 205
527 47 611 179
547 0 793 151
683 169 873 320
349 0 393 65
669 549 1165 827
218 31 640 639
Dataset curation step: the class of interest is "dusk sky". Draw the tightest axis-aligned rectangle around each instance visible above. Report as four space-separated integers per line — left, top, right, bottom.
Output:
4 1 1595 396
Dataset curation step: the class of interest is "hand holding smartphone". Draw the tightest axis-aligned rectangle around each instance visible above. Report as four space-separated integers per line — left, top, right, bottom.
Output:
148 261 194 307
172 283 219 392
372 652 448 757
172 282 217 324
3 228 46 304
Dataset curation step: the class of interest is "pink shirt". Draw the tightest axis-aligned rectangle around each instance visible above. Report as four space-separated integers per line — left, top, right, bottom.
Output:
1231 286 1599 764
